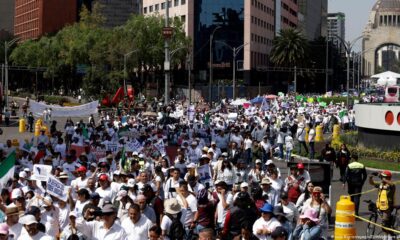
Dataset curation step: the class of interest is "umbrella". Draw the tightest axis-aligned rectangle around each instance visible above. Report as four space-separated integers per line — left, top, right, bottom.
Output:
265 94 278 99
250 96 264 104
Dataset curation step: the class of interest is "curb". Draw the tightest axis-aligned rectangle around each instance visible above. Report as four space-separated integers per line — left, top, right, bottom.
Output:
292 154 400 175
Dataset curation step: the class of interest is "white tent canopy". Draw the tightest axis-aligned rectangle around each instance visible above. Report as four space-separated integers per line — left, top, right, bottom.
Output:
371 71 400 86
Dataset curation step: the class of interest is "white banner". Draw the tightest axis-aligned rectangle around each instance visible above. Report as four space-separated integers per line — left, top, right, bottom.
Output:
154 140 166 156
47 175 68 202
126 139 143 152
197 164 212 184
32 164 53 181
30 100 98 117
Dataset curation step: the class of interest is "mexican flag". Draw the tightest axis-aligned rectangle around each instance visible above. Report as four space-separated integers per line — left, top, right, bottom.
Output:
0 151 16 188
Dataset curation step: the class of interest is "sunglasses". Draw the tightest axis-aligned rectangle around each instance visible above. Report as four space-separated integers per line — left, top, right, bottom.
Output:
312 192 321 196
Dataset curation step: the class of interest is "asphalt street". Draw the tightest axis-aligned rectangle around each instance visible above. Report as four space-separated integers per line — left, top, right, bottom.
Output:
0 104 399 239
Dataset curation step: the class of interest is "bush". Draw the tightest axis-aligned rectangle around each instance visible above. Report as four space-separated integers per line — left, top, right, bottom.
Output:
318 96 360 105
43 95 71 105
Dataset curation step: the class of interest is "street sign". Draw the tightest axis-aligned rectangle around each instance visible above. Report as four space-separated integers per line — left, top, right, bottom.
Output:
162 27 173 38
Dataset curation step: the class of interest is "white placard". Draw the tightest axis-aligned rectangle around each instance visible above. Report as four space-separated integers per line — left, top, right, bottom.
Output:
47 175 68 202
197 164 212 184
126 139 143 152
32 164 53 181
106 143 118 152
154 141 166 156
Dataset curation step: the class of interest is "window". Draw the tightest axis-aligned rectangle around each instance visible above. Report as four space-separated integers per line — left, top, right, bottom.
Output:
143 7 147 13
149 5 153 12
181 15 186 23
174 0 179 6
155 4 159 11
161 2 165 9
181 0 186 5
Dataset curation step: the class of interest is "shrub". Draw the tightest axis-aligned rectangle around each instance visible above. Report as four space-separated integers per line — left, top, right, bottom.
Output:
43 96 71 105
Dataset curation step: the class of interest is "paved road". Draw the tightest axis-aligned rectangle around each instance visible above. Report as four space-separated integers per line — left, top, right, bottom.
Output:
1 109 399 239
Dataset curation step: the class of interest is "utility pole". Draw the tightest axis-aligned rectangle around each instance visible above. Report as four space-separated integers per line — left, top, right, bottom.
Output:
4 38 20 111
187 53 192 104
163 0 170 105
209 26 221 103
294 66 297 94
325 39 329 93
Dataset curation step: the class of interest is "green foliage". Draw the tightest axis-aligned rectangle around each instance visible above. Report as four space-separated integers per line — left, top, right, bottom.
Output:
9 3 190 99
43 96 71 105
270 29 309 67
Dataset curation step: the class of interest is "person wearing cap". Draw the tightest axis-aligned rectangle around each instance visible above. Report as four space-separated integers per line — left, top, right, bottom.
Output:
252 203 281 240
187 175 205 196
37 128 50 146
292 208 322 240
40 196 60 237
96 174 116 207
251 124 266 143
301 186 331 238
17 214 52 240
77 204 127 239
209 141 221 161
284 132 294 162
296 163 311 189
0 223 9 240
260 178 279 207
187 141 202 164
369 169 396 233
114 189 132 220
136 194 156 224
73 188 91 218
233 182 249 201
9 189 25 210
5 206 22 239
121 203 152 240
295 122 308 156
343 154 367 216
71 166 89 191
160 198 183 240
17 171 28 188
89 192 102 207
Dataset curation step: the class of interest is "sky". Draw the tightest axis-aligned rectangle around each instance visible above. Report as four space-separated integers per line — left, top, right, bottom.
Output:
328 0 376 51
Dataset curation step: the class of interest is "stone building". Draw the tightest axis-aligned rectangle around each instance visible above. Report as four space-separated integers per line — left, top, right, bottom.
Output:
363 0 400 76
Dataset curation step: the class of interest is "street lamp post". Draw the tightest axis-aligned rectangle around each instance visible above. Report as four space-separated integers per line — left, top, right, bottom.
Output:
4 37 20 111
209 26 222 103
164 0 170 105
124 50 139 96
325 38 329 93
187 53 192 104
215 41 248 99
334 35 363 107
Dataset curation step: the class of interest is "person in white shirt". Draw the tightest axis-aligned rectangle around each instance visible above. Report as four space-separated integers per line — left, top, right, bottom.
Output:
121 204 152 240
296 123 308 155
284 133 294 162
76 204 127 240
40 196 60 237
215 181 233 228
95 174 117 207
17 214 53 240
71 166 89 191
308 124 316 159
163 168 182 199
243 135 253 164
176 181 198 230
54 138 67 159
252 203 281 240
160 198 183 240
5 206 23 239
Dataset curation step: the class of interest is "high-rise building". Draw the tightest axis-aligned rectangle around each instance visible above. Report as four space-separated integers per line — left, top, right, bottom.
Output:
14 0 77 41
142 0 297 86
298 0 327 40
0 0 15 39
327 12 345 45
93 0 142 28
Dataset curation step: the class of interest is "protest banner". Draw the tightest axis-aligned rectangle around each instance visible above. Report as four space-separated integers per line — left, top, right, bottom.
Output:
106 143 118 153
47 175 68 201
154 141 166 156
32 164 53 181
197 164 212 184
126 139 143 152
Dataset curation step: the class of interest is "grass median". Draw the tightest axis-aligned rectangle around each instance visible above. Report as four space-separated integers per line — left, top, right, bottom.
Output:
360 158 400 172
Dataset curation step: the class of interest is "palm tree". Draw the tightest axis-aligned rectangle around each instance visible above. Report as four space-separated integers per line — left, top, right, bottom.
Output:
270 28 309 67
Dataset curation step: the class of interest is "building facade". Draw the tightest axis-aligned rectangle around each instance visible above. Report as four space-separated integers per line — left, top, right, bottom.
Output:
298 0 327 40
14 0 77 41
363 0 400 76
327 12 345 45
95 0 141 28
142 0 299 87
0 0 15 39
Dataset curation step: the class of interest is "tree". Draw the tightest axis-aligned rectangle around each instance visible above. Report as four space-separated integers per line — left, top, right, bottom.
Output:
270 28 309 67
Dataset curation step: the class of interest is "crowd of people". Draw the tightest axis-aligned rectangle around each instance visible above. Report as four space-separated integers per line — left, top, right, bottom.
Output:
0 95 385 240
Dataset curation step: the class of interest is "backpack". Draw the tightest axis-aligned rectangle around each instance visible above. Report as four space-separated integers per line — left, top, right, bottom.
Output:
377 185 390 211
167 213 185 240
